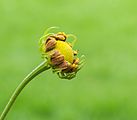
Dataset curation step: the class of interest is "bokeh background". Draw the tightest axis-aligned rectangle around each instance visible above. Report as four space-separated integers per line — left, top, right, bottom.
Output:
0 0 137 120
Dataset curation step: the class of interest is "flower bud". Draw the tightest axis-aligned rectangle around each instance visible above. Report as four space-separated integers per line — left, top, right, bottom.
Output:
39 27 84 79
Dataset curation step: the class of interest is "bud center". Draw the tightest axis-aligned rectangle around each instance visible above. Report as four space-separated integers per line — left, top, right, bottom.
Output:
55 41 74 63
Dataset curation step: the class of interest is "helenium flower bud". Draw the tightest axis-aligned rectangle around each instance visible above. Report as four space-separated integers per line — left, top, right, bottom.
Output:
39 27 84 79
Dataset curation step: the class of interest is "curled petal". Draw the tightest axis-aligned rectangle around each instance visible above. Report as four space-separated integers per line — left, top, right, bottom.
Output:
51 50 61 59
73 50 78 56
51 55 64 66
46 38 57 52
46 36 56 43
58 61 69 70
71 64 78 72
62 64 73 73
55 33 66 41
73 58 79 65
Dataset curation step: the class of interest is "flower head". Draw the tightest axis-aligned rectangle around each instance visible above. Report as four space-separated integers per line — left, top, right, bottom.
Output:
39 27 84 80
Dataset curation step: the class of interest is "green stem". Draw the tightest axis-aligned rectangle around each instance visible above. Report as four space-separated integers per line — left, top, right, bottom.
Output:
0 60 50 120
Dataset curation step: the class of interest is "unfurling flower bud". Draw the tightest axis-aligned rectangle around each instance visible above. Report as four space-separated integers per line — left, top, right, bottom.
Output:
39 27 84 80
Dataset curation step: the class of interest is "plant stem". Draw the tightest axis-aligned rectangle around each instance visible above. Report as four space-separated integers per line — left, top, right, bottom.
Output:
0 60 50 120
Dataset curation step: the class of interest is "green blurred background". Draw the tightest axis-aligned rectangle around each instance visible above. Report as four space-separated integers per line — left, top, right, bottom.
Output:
0 0 137 120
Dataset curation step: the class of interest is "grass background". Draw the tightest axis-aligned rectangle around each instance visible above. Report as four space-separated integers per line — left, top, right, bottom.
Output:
0 0 137 119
